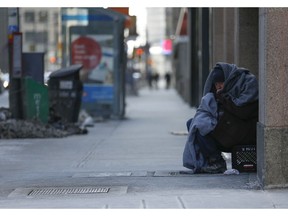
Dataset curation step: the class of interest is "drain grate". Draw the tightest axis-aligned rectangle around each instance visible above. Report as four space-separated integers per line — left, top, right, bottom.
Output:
28 187 110 196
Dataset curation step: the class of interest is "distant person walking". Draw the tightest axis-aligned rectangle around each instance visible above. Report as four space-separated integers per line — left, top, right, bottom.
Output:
152 72 159 89
164 72 171 89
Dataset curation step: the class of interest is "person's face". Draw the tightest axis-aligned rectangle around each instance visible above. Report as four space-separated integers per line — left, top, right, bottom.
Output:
215 82 224 92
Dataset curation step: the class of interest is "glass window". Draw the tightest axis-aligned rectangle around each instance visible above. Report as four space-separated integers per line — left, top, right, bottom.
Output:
25 31 35 43
24 11 35 23
39 11 48 23
53 12 59 25
36 31 48 44
25 31 48 44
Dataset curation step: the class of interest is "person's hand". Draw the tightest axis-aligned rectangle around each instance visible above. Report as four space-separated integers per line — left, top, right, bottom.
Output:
215 92 225 104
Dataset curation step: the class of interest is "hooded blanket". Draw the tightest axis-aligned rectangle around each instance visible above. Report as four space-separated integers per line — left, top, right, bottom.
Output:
203 62 258 105
182 93 218 173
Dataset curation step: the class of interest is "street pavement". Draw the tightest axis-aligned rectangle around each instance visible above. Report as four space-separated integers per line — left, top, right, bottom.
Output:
0 86 288 213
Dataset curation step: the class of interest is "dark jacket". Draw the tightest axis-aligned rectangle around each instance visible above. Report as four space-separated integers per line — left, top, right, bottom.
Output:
203 62 259 152
210 94 258 151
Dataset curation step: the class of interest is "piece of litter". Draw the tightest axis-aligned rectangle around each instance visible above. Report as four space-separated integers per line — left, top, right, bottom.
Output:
224 169 240 175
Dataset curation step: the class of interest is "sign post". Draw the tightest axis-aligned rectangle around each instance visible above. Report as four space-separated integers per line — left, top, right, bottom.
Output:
11 32 22 78
8 8 23 119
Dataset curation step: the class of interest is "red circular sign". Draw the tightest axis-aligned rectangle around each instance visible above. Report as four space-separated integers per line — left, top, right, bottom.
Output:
71 36 102 70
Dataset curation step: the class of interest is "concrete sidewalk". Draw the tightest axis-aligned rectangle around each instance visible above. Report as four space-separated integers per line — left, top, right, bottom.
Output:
0 87 288 209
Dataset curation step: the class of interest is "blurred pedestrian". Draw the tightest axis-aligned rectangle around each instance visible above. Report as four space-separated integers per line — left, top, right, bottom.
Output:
152 72 159 89
164 72 171 89
126 61 138 96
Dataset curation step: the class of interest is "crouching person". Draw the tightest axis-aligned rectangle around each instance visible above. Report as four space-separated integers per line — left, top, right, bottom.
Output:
183 62 258 174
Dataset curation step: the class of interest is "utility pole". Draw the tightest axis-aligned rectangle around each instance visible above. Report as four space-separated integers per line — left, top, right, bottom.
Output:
0 8 9 74
8 8 23 119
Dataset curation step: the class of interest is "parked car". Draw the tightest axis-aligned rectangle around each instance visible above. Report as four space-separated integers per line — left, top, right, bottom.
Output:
1 73 9 89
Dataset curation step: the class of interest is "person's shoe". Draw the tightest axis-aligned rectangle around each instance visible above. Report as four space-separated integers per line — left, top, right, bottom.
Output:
201 160 227 174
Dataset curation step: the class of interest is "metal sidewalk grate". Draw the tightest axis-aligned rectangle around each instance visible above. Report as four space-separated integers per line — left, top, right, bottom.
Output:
28 187 110 196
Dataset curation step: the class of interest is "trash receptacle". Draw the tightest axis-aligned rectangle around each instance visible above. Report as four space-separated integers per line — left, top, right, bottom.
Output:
48 64 83 123
22 77 49 123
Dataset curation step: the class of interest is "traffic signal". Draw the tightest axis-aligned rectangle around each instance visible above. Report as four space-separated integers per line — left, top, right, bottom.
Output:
134 47 144 60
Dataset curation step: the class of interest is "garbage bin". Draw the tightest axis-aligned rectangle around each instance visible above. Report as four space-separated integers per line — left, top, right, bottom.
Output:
48 64 83 123
22 77 49 123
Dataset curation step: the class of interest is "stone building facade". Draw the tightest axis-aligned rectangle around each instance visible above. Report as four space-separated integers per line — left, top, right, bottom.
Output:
174 8 288 188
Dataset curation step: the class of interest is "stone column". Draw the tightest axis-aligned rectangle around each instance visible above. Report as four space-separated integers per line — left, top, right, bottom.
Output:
258 8 288 188
196 8 210 102
188 8 198 107
211 8 225 66
223 8 235 64
234 8 259 77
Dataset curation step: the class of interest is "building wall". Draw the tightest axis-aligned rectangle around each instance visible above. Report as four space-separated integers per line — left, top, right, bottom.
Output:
258 8 288 188
146 8 166 45
173 37 189 102
235 8 259 78
146 8 174 77
181 7 288 188
19 8 60 71
223 8 235 64
211 8 225 66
